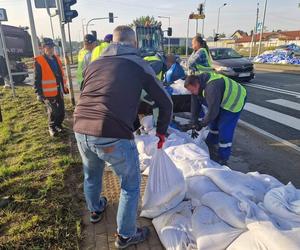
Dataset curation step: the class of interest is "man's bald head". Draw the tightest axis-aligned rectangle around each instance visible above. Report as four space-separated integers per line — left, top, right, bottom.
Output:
113 26 136 47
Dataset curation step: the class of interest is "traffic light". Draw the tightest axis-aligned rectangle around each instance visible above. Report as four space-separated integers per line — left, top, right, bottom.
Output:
109 12 114 23
214 33 220 42
62 0 78 23
167 27 172 37
91 30 97 40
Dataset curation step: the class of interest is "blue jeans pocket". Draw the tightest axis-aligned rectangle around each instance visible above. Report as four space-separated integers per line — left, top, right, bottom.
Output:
94 141 126 166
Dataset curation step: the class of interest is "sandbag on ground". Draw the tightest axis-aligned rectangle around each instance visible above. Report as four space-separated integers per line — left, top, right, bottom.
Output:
201 192 247 229
192 206 244 250
185 175 221 204
200 168 267 202
152 201 196 250
237 196 300 250
165 143 210 178
141 149 185 218
263 183 300 223
247 172 284 191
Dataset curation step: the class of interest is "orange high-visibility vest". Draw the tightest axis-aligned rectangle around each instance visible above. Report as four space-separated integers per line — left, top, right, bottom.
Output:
35 55 68 97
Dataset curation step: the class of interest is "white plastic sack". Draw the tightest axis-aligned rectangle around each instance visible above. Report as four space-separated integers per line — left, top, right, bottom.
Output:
152 201 196 250
171 79 191 95
227 231 269 250
201 192 247 229
141 115 154 132
192 206 244 250
141 149 185 218
263 183 300 223
200 168 267 202
165 143 210 178
247 172 283 191
135 134 158 156
185 175 220 203
239 197 300 250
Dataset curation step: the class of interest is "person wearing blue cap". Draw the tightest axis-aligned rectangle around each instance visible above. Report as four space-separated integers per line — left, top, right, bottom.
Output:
76 34 97 90
91 34 113 62
34 38 69 137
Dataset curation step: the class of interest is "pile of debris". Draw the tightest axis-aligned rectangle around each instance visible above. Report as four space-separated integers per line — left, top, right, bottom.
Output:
135 117 300 250
253 44 300 65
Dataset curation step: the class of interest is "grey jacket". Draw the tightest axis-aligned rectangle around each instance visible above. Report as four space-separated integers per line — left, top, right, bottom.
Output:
191 73 225 127
73 43 173 139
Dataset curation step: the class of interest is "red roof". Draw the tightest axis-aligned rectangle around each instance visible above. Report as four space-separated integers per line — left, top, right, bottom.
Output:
235 30 300 43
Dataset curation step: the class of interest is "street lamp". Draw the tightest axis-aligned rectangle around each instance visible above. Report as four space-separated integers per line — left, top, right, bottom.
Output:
158 16 171 54
216 3 227 35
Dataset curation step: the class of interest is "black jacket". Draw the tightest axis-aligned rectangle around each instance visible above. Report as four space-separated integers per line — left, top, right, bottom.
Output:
73 43 173 139
34 55 64 98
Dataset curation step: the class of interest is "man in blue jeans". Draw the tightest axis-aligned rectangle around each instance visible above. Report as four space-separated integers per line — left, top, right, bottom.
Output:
73 25 173 249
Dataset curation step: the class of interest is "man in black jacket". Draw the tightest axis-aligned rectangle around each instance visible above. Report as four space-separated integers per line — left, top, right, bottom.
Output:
74 26 173 249
34 38 69 137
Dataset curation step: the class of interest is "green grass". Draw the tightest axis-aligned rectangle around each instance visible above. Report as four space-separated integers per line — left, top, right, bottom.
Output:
0 86 83 249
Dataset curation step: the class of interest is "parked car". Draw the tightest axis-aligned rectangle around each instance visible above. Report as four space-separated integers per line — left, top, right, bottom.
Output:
210 48 255 82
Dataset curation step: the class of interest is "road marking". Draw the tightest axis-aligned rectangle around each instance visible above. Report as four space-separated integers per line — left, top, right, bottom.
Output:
239 120 300 153
247 84 300 98
267 99 300 112
244 103 300 131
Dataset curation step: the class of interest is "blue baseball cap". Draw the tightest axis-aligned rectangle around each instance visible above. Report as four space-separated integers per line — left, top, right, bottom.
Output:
104 34 113 43
42 38 56 47
84 34 97 44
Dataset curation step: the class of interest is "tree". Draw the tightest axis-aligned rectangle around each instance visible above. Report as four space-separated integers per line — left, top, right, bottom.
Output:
130 16 161 27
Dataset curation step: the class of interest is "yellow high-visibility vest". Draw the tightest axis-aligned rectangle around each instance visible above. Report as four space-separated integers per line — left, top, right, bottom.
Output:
91 42 110 62
76 48 89 86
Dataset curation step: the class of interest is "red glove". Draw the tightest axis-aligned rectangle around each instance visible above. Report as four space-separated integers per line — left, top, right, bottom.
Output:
156 133 166 149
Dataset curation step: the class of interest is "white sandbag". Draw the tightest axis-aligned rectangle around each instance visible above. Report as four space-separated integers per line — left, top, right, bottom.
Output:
165 143 210 178
227 231 268 250
164 133 188 149
247 172 284 191
141 149 185 218
152 201 196 250
263 183 300 223
201 192 247 229
135 134 158 156
185 175 220 203
200 168 267 202
172 79 191 95
239 197 300 250
141 115 154 132
192 206 244 250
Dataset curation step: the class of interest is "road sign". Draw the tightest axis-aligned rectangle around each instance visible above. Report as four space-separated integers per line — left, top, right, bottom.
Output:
189 13 205 20
34 0 56 8
0 9 8 21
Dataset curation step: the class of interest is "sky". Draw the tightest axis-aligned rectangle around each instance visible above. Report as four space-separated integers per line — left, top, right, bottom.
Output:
0 0 299 41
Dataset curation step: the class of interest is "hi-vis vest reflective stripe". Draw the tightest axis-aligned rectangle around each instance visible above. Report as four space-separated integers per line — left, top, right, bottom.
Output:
76 48 89 84
91 42 110 62
195 48 214 74
143 55 163 81
206 72 247 113
35 55 67 98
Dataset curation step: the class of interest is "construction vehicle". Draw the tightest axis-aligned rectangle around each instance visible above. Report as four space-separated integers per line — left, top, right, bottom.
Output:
0 24 33 84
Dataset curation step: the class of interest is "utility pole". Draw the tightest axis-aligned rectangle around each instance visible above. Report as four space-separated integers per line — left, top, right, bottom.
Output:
186 17 190 57
249 1 259 58
26 0 40 56
201 0 207 36
257 0 268 56
67 22 73 64
216 3 227 35
55 0 75 105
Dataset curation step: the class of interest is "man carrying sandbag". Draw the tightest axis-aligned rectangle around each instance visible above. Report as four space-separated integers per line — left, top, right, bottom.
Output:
73 25 173 249
184 72 247 165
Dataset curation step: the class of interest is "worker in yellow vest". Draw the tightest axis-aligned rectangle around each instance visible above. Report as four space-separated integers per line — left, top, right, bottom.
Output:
90 34 113 62
188 35 214 74
184 72 247 165
34 38 69 137
76 34 97 89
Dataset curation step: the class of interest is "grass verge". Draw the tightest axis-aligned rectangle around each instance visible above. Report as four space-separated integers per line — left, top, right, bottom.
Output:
0 86 83 249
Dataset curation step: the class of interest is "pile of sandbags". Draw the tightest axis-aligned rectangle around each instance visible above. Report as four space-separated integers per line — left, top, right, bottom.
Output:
135 128 300 250
253 48 300 65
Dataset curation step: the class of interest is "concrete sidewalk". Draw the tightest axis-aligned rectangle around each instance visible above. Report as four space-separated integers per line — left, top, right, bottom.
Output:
81 170 163 250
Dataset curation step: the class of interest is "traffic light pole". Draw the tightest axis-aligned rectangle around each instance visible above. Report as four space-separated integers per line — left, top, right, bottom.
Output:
55 0 75 106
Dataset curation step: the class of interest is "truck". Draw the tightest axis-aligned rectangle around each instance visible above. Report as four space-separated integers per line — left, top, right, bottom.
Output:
0 24 33 84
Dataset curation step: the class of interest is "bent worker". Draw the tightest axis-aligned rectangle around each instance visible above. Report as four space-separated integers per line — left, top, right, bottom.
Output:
76 34 97 90
34 38 69 137
165 54 185 84
73 26 172 248
184 72 247 165
90 34 113 62
187 35 213 74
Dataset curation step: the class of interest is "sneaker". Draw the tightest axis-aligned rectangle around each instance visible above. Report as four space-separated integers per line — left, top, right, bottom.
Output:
55 125 64 133
90 197 108 224
49 127 58 137
115 227 150 249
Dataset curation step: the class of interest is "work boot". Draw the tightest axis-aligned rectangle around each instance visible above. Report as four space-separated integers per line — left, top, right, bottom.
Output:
115 227 150 249
90 197 108 224
55 125 65 133
49 127 58 137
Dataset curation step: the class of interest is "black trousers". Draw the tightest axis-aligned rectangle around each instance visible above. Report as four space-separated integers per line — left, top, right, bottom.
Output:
44 95 65 129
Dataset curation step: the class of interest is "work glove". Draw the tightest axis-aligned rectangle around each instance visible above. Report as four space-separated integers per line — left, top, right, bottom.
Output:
191 129 199 139
156 132 166 149
64 88 69 94
37 95 45 103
